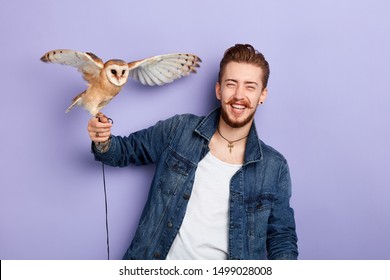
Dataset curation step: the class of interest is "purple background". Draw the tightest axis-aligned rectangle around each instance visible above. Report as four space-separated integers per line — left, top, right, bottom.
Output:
1 0 389 260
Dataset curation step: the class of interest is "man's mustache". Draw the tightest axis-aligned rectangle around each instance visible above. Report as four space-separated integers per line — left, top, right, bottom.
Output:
224 97 254 109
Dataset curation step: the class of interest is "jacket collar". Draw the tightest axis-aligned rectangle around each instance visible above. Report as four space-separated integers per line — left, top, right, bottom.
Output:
195 108 263 163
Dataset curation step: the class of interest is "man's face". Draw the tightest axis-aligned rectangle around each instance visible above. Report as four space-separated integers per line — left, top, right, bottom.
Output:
216 62 268 128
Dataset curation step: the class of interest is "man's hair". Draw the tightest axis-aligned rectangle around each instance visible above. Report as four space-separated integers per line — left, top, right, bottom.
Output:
218 44 270 89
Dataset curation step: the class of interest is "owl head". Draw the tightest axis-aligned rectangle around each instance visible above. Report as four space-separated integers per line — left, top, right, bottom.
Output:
104 60 130 87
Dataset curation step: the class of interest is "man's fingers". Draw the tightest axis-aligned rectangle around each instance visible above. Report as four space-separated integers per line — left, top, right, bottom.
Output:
88 117 112 142
90 133 110 143
88 118 112 133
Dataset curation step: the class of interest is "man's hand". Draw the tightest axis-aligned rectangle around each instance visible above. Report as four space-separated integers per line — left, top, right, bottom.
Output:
88 115 113 145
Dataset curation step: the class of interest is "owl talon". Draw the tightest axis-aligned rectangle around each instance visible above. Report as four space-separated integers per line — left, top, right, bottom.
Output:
96 113 113 124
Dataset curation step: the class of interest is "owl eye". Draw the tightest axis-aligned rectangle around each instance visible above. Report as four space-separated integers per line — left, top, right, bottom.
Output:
111 69 117 75
122 70 126 75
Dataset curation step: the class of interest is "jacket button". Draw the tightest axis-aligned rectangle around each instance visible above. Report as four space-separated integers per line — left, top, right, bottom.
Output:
167 222 173 228
153 252 161 259
183 194 190 200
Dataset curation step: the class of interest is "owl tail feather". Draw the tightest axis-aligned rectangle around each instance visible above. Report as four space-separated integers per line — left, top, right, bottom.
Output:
65 91 85 113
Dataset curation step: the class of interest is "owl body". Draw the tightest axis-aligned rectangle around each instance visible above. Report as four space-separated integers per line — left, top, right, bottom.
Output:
69 81 122 117
41 49 201 116
66 59 128 116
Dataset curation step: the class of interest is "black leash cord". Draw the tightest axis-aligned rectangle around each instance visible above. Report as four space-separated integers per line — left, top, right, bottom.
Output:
96 114 113 260
102 161 110 260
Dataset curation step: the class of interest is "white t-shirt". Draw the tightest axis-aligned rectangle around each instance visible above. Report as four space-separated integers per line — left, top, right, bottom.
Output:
166 152 242 260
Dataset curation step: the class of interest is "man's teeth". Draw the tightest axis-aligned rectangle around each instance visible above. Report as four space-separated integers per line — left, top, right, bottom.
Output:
232 104 245 109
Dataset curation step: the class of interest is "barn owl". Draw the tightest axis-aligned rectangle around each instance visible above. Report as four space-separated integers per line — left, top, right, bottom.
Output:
40 49 201 116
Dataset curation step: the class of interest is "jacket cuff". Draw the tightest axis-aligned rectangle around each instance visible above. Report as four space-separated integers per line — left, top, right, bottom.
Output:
269 252 298 260
91 136 116 163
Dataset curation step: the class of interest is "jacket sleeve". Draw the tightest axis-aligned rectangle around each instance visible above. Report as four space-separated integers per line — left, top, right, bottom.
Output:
92 115 183 167
266 160 299 260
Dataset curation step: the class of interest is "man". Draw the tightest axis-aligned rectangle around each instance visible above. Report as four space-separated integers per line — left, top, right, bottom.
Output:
88 44 298 260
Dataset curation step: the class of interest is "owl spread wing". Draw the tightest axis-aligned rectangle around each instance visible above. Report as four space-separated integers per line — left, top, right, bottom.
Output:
40 49 104 84
128 53 201 86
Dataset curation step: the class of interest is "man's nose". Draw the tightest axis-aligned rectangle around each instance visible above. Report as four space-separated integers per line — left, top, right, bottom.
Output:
234 85 245 99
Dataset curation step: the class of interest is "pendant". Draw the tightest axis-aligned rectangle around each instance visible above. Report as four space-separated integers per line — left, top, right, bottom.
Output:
228 142 234 153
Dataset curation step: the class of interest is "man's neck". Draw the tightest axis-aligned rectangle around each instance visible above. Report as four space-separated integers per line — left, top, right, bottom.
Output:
208 117 253 164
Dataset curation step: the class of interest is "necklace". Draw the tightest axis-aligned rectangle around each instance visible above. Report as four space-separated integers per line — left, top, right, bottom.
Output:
217 128 249 153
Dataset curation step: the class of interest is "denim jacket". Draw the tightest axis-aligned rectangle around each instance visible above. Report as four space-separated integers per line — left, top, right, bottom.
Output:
93 108 298 260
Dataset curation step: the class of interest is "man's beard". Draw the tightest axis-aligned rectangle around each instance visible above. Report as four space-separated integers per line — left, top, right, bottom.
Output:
220 97 257 128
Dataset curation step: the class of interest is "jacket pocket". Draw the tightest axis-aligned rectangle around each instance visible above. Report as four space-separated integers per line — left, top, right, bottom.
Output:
245 193 274 238
159 149 193 196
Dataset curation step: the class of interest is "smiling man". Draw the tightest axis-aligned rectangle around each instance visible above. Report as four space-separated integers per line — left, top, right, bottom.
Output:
88 44 298 260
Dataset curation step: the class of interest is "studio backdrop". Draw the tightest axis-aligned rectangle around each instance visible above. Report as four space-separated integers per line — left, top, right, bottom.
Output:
1 0 389 259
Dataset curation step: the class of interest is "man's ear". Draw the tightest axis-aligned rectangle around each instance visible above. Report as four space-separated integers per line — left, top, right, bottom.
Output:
215 82 222 100
259 88 268 104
